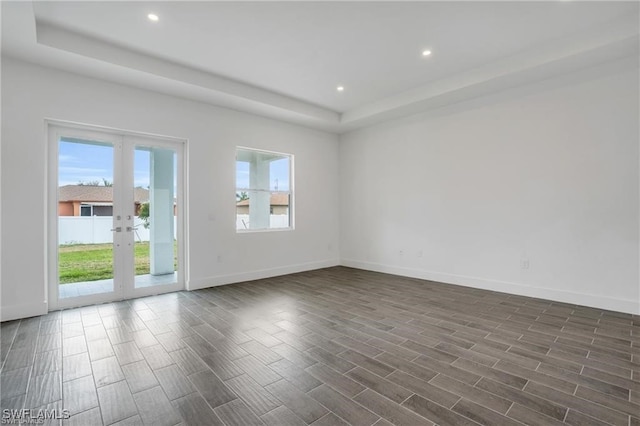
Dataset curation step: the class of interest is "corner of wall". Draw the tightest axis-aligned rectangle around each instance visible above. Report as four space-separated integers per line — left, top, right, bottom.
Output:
188 258 341 291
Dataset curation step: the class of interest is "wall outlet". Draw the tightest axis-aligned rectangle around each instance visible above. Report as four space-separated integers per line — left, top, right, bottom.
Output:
417 250 423 258
520 259 530 269
399 250 404 256
217 255 222 263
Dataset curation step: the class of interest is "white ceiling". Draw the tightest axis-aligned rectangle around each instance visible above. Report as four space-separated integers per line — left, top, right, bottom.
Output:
2 1 639 133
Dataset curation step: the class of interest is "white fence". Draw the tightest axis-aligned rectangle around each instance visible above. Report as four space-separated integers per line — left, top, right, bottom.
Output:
236 214 289 230
59 216 176 245
60 215 288 244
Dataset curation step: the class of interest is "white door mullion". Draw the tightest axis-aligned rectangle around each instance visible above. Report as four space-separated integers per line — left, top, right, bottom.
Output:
119 138 136 300
112 138 125 300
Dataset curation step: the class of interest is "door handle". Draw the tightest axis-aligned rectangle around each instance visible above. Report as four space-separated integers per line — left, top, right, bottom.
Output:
111 227 122 232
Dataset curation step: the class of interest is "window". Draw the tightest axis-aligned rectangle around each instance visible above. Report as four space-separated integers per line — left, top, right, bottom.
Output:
236 147 293 231
79 203 113 217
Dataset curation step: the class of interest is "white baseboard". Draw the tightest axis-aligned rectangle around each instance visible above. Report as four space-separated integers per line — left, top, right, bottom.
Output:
188 258 340 291
1 301 48 322
3 259 635 320
341 259 640 315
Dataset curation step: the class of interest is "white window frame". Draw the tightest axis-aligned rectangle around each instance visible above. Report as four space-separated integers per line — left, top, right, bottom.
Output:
235 146 294 233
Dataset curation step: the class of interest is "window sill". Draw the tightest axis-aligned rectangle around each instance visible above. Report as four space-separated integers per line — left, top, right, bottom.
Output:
236 227 294 234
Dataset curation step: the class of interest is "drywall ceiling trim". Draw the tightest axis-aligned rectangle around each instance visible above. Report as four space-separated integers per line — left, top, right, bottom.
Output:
341 36 640 133
342 14 640 129
4 6 635 134
35 22 341 127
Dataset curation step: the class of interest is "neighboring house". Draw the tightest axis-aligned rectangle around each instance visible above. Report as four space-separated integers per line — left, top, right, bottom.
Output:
58 185 149 216
236 193 290 215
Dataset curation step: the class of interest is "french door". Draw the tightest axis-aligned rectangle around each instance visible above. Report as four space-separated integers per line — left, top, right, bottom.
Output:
48 124 185 310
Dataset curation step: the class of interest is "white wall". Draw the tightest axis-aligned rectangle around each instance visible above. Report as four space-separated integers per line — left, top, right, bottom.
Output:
1 58 340 321
340 66 640 314
2 56 638 321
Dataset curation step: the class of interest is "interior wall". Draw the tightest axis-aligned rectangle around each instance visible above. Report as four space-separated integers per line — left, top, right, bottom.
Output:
0 57 340 321
2 56 638 321
340 65 640 314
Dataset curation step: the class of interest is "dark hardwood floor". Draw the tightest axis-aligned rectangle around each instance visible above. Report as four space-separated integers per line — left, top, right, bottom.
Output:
1 266 639 425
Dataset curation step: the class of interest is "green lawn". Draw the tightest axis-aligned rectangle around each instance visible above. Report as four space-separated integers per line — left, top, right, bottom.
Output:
58 242 176 284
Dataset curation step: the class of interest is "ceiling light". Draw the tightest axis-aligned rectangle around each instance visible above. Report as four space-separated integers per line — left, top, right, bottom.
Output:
337 86 344 92
147 13 159 22
422 50 432 57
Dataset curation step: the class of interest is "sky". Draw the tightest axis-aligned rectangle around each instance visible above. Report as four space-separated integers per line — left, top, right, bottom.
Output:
236 157 290 192
60 139 290 192
59 140 116 186
59 140 161 188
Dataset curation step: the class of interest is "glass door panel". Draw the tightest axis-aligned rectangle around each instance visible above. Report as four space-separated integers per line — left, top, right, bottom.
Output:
57 137 118 300
132 145 178 290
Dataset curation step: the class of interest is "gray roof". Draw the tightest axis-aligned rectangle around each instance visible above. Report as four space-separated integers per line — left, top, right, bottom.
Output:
59 185 149 203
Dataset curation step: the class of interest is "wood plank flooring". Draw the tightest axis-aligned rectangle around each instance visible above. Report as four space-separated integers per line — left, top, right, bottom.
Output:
1 266 639 425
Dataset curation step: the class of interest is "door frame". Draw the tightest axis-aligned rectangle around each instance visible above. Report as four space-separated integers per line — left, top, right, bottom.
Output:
46 120 188 311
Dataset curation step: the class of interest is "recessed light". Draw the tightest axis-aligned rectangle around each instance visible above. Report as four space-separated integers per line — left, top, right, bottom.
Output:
337 86 344 92
148 13 159 22
422 50 432 57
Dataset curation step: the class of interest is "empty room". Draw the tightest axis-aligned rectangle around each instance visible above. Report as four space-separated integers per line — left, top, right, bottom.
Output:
1 1 639 425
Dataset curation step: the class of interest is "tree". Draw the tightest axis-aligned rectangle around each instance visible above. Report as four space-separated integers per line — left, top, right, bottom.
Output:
236 192 249 201
77 179 112 186
138 202 150 229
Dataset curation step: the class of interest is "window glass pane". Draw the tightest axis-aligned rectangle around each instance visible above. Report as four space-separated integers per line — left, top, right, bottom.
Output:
269 157 290 191
236 161 250 190
236 148 292 231
269 193 290 229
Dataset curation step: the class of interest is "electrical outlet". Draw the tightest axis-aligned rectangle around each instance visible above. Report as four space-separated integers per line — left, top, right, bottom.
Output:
417 250 423 258
399 250 404 256
520 259 530 269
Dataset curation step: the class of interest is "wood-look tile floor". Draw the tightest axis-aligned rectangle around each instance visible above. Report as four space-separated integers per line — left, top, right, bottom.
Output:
1 266 639 425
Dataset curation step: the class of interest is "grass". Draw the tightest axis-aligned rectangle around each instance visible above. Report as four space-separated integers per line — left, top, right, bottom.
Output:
58 242 176 284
